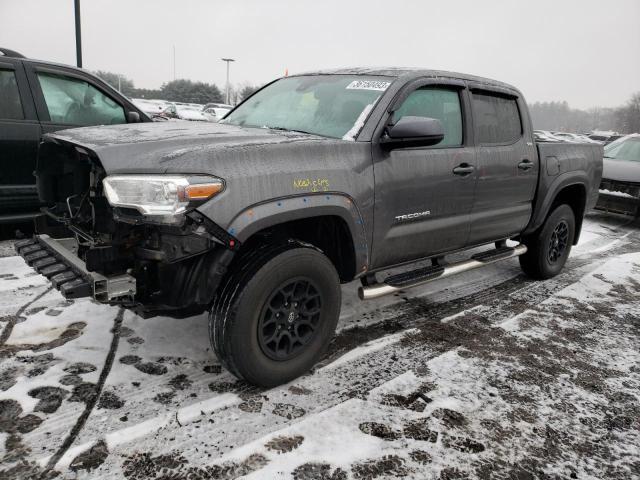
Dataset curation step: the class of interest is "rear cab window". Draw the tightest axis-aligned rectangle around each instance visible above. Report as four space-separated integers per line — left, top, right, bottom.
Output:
0 69 25 120
36 71 126 126
472 91 522 144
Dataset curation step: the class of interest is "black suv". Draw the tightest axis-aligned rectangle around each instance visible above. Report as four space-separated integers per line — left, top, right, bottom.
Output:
0 48 150 223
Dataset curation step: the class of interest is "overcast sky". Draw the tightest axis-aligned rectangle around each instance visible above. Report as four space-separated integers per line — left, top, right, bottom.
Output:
1 0 638 109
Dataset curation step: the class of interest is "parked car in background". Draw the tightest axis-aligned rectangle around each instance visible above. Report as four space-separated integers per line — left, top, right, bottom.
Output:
162 103 211 122
605 134 624 144
552 132 600 144
596 133 640 217
534 130 562 142
203 102 233 111
589 131 623 145
0 48 150 223
203 106 231 122
131 98 170 118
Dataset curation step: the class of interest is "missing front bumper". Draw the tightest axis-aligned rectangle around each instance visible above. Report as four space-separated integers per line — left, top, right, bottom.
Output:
15 235 136 302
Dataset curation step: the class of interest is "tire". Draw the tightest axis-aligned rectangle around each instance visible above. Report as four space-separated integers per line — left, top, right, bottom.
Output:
209 240 341 387
519 204 575 280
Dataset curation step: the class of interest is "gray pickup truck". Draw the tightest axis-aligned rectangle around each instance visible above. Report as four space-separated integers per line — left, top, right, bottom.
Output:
16 68 602 386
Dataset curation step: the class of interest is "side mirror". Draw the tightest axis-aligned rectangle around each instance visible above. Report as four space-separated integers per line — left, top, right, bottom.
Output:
381 116 445 149
127 111 141 123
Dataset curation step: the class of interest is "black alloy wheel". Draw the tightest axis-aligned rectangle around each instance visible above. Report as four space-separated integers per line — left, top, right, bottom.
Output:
209 241 341 387
547 220 569 263
258 278 322 361
519 204 575 280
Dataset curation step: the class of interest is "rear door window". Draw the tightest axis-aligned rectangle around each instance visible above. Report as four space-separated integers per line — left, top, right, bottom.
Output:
0 69 25 120
36 72 126 126
393 87 463 146
472 92 522 144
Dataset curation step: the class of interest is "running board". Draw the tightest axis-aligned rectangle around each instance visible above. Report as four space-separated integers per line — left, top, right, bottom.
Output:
358 244 527 300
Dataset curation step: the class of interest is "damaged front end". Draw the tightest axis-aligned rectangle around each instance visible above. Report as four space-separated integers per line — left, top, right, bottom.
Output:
19 138 238 318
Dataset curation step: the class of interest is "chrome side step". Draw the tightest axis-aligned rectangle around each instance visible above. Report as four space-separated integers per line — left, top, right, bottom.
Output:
358 244 527 300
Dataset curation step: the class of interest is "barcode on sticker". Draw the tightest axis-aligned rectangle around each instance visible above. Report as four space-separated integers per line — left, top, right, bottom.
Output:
346 80 390 91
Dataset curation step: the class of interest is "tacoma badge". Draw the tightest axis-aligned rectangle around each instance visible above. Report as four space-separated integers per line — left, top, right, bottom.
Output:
395 210 431 222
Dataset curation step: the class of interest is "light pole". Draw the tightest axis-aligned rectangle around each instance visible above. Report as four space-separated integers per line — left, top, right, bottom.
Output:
74 0 82 68
221 58 235 105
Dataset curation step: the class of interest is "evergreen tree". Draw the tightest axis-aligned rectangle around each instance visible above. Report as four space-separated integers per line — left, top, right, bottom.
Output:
160 79 223 104
92 71 136 97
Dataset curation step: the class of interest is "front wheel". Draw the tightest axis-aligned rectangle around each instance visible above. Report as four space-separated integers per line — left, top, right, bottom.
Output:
209 241 341 387
519 204 575 279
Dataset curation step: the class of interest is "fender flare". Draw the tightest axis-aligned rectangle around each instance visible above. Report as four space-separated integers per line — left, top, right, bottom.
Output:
523 171 589 239
224 193 369 274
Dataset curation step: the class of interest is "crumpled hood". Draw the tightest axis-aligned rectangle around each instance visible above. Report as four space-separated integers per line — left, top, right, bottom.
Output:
45 121 328 174
602 158 640 184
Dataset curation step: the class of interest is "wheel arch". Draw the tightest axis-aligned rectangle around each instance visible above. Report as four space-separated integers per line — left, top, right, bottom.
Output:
225 193 369 281
524 173 588 245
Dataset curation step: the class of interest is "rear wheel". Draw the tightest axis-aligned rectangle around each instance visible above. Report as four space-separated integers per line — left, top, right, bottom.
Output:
519 204 575 279
209 241 341 387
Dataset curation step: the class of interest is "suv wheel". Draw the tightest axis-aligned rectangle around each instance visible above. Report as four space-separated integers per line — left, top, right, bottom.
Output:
519 204 575 279
209 241 341 387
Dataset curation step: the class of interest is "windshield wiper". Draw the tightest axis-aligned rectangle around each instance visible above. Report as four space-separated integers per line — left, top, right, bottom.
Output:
265 126 315 135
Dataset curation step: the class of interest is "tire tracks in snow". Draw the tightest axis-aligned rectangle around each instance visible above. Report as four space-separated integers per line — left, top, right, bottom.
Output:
322 230 640 368
102 249 629 475
37 220 638 474
0 285 54 349
42 307 124 475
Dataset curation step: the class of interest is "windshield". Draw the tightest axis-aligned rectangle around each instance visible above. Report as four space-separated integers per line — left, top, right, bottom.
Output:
222 75 392 140
604 136 640 162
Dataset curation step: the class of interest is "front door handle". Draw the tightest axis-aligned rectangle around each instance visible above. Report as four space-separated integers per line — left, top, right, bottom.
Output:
453 163 475 176
518 159 534 171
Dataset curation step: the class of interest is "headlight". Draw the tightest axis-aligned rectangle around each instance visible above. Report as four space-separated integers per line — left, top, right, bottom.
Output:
102 175 224 219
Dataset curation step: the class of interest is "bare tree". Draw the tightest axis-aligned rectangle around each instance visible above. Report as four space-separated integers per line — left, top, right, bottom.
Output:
614 92 640 133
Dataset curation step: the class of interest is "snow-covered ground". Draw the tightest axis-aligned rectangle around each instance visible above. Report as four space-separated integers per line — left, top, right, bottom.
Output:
0 212 639 479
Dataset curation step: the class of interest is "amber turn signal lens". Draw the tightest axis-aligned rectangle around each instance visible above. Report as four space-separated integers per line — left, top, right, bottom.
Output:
184 182 224 200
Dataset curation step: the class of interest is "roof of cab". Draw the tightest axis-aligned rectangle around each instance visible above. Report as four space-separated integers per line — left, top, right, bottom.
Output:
295 66 521 96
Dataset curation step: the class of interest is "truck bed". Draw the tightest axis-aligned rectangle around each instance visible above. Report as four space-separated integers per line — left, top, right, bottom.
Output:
526 141 603 235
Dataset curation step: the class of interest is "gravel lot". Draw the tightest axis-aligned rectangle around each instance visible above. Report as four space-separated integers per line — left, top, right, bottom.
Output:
0 212 639 479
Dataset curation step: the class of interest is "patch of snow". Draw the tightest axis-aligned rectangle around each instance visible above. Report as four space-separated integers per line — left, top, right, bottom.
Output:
176 392 238 424
50 392 239 470
441 305 486 324
599 188 637 199
588 231 632 254
322 329 417 370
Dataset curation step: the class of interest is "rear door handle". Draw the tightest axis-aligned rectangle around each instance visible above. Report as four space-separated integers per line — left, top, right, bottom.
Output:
453 163 475 176
518 159 533 170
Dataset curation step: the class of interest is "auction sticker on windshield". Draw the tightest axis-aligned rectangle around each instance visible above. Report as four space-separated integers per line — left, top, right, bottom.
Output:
346 80 391 91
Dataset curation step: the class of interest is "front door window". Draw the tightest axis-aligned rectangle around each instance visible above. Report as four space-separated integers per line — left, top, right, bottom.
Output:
37 72 126 126
393 87 463 147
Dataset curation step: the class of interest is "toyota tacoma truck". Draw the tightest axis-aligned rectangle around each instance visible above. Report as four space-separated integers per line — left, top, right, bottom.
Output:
16 68 602 387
